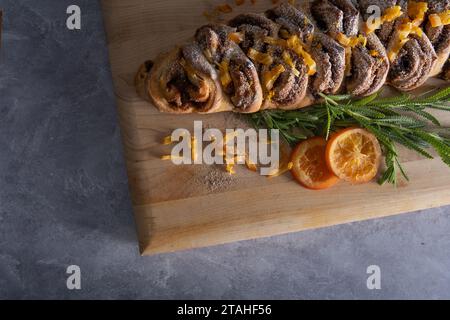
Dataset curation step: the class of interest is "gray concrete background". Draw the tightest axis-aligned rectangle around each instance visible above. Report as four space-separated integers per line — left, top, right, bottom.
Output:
0 0 449 300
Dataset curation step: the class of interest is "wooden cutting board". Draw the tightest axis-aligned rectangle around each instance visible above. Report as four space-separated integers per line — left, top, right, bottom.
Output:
101 0 450 255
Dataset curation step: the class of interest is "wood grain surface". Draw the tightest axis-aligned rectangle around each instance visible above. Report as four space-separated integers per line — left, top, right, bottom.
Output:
101 0 450 255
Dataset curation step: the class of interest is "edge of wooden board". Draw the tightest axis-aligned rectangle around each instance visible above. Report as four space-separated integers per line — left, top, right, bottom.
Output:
135 158 450 255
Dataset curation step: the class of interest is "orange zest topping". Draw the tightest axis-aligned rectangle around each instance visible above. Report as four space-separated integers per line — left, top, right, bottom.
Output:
162 135 173 145
325 128 382 184
225 163 236 175
161 155 183 161
286 35 317 75
248 48 274 65
191 137 197 162
335 35 364 77
388 38 410 61
282 51 301 77
290 137 339 190
383 5 404 22
216 4 233 13
180 58 200 85
262 64 286 91
229 32 244 44
429 14 442 27
358 34 368 47
413 25 423 37
286 34 302 49
336 33 352 46
408 1 428 26
364 5 403 34
263 35 316 75
266 90 275 101
336 33 367 48
369 50 379 57
429 10 450 28
219 60 232 87
364 19 382 35
388 21 424 62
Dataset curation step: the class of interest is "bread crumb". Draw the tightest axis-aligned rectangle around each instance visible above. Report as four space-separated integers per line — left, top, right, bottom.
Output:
194 166 235 192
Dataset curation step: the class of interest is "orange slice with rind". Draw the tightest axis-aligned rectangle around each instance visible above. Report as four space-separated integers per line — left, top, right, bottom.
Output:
325 128 382 184
290 137 339 190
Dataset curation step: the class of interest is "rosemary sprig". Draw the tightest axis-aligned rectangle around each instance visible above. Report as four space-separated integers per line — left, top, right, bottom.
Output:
248 87 450 186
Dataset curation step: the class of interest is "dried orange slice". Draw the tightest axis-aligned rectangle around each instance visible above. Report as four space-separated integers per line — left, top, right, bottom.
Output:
290 137 339 190
325 128 382 184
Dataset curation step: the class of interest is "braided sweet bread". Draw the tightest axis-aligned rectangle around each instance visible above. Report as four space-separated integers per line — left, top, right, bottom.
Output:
136 1 450 114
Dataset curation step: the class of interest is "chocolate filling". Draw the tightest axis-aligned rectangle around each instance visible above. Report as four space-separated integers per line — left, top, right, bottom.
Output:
195 24 237 62
155 44 218 112
182 43 217 77
195 24 261 112
229 12 309 107
228 14 279 60
311 0 359 37
442 59 450 80
310 32 346 95
271 48 309 106
265 3 315 43
425 0 450 13
389 33 437 90
347 33 389 96
161 58 199 110
229 13 279 37
423 0 450 56
229 58 259 109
